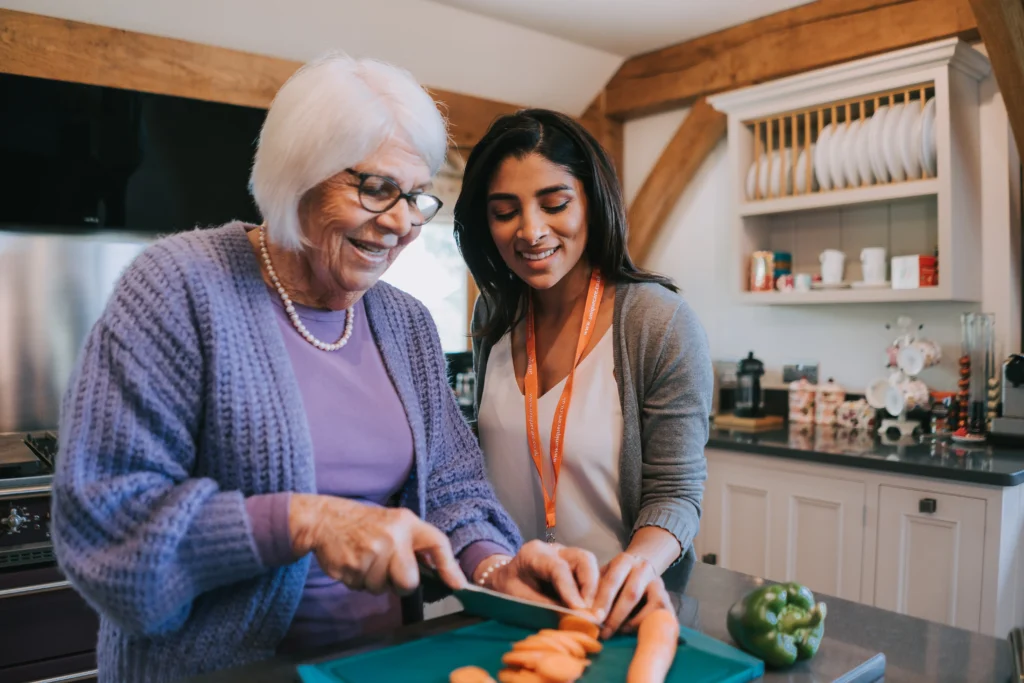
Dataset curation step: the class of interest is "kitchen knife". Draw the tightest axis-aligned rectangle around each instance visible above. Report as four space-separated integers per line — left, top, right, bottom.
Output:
418 561 600 631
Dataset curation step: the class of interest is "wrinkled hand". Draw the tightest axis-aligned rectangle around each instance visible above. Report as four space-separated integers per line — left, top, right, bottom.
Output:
487 540 601 612
288 493 466 596
593 552 672 639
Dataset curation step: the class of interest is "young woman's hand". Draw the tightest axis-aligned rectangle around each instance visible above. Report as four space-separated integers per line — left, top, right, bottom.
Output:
592 552 673 639
288 493 467 595
481 540 601 612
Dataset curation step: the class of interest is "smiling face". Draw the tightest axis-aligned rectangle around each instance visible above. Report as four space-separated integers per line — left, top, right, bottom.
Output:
297 135 432 299
486 152 589 291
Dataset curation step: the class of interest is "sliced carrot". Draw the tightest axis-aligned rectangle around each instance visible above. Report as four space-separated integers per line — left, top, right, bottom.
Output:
535 653 588 683
626 608 680 683
536 630 587 659
449 665 498 683
558 615 601 640
512 634 572 655
497 669 546 683
556 630 602 654
502 650 550 669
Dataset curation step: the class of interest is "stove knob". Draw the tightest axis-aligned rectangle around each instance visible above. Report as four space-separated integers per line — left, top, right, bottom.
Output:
2 507 28 534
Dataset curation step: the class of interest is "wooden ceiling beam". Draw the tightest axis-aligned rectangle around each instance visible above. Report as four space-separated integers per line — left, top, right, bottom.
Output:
626 99 726 264
0 8 521 149
968 0 1024 159
579 91 625 177
605 0 980 120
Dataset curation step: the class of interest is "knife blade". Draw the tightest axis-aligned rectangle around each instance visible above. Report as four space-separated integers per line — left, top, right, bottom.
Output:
418 561 600 631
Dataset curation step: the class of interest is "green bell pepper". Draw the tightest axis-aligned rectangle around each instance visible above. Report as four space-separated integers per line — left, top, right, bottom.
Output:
726 582 827 668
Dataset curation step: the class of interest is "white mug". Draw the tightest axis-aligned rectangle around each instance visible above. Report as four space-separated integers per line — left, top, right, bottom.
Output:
819 249 846 285
794 273 812 292
861 247 887 284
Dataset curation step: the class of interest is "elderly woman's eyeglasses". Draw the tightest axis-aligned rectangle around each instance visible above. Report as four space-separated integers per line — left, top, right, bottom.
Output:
346 169 443 226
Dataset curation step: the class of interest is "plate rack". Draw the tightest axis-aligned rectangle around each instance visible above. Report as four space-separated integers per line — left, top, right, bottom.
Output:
746 82 937 201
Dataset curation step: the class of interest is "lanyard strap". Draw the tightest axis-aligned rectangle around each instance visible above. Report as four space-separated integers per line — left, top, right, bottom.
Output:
523 270 604 530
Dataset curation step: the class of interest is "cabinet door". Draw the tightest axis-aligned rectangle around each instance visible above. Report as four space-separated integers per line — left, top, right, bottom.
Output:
874 485 986 631
770 473 866 601
700 461 773 578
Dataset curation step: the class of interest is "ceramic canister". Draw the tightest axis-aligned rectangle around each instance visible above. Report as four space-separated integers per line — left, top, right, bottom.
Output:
815 378 847 425
788 377 816 423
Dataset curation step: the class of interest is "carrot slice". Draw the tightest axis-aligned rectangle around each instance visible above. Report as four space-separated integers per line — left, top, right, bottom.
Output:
450 665 498 683
556 630 602 654
536 630 587 659
558 615 600 640
626 608 680 683
502 650 549 669
497 669 546 683
512 635 572 655
534 653 588 682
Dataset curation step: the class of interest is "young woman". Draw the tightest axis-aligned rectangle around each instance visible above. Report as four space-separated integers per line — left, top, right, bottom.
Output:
454 109 714 638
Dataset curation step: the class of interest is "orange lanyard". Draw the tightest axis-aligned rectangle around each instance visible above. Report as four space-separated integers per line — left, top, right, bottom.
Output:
524 270 604 538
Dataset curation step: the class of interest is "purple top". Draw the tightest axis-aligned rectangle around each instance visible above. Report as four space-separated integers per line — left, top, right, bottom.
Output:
247 290 506 652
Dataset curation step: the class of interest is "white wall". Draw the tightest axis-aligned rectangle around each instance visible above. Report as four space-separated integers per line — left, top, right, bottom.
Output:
0 0 622 115
624 78 1020 393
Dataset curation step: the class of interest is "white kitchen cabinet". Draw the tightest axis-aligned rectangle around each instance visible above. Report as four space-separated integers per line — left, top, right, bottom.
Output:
700 458 865 601
771 472 865 601
695 448 1024 637
873 485 986 631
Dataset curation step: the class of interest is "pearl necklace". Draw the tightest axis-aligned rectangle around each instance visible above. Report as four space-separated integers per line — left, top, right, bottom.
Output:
259 225 354 351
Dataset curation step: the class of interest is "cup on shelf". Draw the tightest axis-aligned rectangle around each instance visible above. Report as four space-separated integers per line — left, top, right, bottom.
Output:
860 247 887 284
819 249 846 285
794 273 812 292
776 274 795 292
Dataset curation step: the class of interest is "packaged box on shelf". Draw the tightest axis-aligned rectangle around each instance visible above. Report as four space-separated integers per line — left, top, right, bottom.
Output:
891 255 938 289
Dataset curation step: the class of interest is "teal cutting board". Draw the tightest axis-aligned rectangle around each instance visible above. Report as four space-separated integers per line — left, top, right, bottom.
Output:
297 621 764 683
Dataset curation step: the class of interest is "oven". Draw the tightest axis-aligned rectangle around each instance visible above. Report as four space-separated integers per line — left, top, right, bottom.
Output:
0 433 98 683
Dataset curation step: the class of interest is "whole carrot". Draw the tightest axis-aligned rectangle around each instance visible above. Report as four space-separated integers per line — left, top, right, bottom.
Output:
627 609 680 683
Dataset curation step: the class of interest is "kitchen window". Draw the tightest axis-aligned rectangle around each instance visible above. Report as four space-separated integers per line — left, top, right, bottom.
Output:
379 153 471 352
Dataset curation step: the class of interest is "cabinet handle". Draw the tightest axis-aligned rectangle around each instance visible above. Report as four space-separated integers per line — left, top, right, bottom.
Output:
701 553 718 565
0 580 70 600
919 498 938 514
27 670 98 683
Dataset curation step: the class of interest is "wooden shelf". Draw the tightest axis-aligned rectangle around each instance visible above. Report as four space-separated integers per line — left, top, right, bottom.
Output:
739 178 939 217
737 286 962 305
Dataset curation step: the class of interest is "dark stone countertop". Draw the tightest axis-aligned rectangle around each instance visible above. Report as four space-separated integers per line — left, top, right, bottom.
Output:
179 562 1013 683
708 424 1024 487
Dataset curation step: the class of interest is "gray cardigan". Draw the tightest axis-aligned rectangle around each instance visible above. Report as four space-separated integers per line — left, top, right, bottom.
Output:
472 280 713 580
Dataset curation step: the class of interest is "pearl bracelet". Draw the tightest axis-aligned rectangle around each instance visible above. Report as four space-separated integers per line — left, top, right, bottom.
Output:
476 557 511 587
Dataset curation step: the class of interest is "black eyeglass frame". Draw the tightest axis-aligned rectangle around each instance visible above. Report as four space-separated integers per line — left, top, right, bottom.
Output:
345 168 443 226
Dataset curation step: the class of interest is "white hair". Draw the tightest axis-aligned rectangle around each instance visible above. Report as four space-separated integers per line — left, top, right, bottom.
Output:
250 53 449 250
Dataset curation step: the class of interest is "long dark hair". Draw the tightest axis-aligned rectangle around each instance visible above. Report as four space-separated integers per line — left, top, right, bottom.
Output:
454 108 677 348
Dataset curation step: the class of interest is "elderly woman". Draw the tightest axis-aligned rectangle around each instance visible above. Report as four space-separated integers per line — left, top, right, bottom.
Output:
52 55 599 683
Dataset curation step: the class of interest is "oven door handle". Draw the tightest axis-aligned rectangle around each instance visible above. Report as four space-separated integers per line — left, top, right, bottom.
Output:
0 579 70 599
27 670 98 683
0 484 51 500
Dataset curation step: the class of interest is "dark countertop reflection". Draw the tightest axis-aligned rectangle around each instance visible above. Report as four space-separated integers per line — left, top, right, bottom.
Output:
708 424 1024 486
180 563 1012 683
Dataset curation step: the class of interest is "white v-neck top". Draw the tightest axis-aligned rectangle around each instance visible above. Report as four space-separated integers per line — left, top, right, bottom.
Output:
477 330 626 565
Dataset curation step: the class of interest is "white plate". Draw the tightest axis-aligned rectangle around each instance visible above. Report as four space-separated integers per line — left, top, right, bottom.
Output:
867 106 891 183
746 160 758 199
794 146 818 194
855 119 875 186
769 150 793 197
758 155 771 198
841 120 863 188
910 110 925 180
898 103 922 179
920 98 937 176
828 124 848 190
850 280 891 289
814 124 834 192
883 103 906 182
